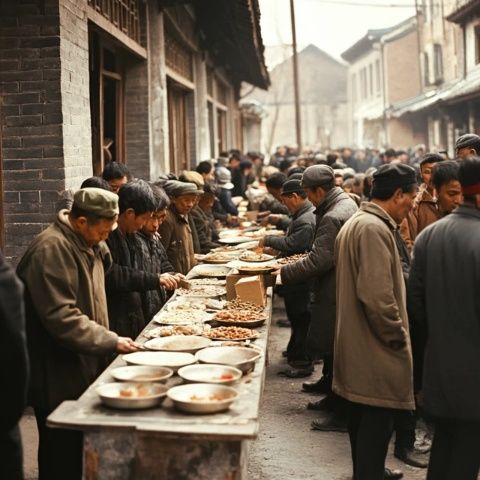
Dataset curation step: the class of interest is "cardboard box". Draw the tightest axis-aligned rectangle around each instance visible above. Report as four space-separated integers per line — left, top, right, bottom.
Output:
226 269 275 300
235 275 266 306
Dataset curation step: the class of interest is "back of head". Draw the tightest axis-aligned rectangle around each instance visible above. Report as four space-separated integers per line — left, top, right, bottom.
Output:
118 179 155 214
179 170 205 189
102 161 130 181
149 183 170 211
456 133 480 154
458 156 480 201
371 164 417 200
432 160 459 191
196 160 213 175
301 164 335 190
71 187 119 222
80 176 111 190
420 153 444 168
265 172 287 190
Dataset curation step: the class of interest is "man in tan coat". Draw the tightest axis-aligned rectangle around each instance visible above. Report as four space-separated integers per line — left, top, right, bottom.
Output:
17 188 139 480
333 164 417 480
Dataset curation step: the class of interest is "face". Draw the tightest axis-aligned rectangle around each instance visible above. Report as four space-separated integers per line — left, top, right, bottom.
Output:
74 216 118 247
281 193 302 214
108 176 128 193
335 176 344 187
436 180 463 215
456 147 477 160
267 186 282 202
229 159 241 169
173 194 198 214
122 209 152 233
390 187 418 224
304 186 326 207
141 209 167 236
420 162 435 188
199 194 215 211
398 153 409 164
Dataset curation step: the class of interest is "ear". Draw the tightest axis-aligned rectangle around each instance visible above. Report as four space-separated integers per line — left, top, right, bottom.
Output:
76 216 88 228
125 207 135 217
393 187 404 202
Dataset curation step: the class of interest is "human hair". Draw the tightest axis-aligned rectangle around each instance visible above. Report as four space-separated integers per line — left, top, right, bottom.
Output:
279 158 293 173
265 172 287 190
149 183 170 211
69 205 103 224
371 182 417 200
420 153 443 168
326 153 338 165
384 148 397 158
196 161 213 175
240 159 253 172
431 160 459 192
353 173 365 187
288 166 305 177
118 179 156 215
102 161 130 181
80 176 111 190
459 156 480 201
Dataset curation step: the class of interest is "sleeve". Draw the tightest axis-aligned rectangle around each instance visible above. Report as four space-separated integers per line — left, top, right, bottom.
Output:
264 221 314 254
157 240 175 273
355 225 407 348
281 215 338 284
158 216 174 251
0 254 29 430
21 243 118 355
105 263 159 293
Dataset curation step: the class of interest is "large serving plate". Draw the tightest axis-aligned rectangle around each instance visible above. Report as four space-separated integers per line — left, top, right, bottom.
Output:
213 317 267 329
167 383 238 414
227 259 278 274
110 366 173 383
144 335 212 354
218 236 252 245
238 252 275 263
196 346 262 374
153 309 213 325
205 326 259 342
96 382 168 410
189 264 231 278
123 351 196 371
178 364 242 386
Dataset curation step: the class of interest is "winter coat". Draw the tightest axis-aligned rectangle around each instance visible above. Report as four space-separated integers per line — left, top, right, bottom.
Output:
408 205 480 420
190 206 220 253
159 205 196 275
280 188 358 356
332 202 415 411
17 211 118 411
218 188 238 216
105 229 159 338
136 232 174 322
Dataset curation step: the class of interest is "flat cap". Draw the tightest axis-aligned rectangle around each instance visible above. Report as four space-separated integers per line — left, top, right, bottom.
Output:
179 170 204 189
281 179 304 196
372 164 417 191
301 165 335 188
170 181 202 197
455 133 480 150
73 187 119 218
216 166 234 190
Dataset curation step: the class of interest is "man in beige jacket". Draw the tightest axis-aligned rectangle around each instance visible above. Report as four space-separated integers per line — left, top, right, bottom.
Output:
333 164 418 480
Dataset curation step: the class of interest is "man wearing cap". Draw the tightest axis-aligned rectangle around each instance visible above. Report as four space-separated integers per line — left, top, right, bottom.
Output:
455 133 480 160
17 188 139 479
215 166 239 217
408 157 480 479
259 179 316 370
279 165 357 410
159 181 202 274
333 164 418 480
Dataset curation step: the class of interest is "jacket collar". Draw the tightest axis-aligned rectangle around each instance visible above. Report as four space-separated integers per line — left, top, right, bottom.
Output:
360 201 398 231
55 210 96 255
314 187 345 216
169 204 189 224
292 200 313 220
453 204 480 220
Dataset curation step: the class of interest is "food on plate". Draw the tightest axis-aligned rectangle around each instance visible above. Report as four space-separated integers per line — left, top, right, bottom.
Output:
206 326 259 340
167 301 207 311
238 251 274 262
189 278 226 286
276 253 309 265
145 324 211 338
214 309 266 322
216 373 234 381
190 393 231 402
224 299 265 313
176 285 226 297
119 384 151 398
154 309 211 324
202 252 239 263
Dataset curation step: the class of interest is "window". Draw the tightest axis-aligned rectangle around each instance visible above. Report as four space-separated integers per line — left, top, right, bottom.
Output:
369 63 374 97
360 68 367 100
351 73 357 103
475 25 480 65
423 52 430 86
433 44 443 83
207 101 215 158
375 59 381 95
216 108 227 154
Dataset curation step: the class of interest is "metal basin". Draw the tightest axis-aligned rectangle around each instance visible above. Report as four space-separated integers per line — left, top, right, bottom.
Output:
122 352 196 372
144 335 212 354
195 346 262 374
96 382 168 410
110 366 173 384
167 383 238 414
178 364 242 386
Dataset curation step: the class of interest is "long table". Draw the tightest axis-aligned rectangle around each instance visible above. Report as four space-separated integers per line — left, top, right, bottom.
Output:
48 288 273 480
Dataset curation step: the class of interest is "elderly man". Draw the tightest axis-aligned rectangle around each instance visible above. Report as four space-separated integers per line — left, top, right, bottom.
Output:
455 133 480 159
279 165 358 430
17 188 139 479
333 164 418 480
408 157 480 480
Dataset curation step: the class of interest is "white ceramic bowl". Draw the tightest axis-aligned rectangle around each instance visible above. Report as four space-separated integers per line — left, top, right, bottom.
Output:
195 346 262 374
178 364 242 386
122 352 196 372
144 335 212 354
96 382 168 409
110 366 173 383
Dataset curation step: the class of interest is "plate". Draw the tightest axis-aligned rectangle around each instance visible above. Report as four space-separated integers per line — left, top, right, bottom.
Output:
218 236 252 244
144 335 212 354
189 264 231 278
205 326 259 342
153 309 213 325
110 366 174 383
213 317 267 329
123 351 196 371
176 286 226 298
238 252 275 263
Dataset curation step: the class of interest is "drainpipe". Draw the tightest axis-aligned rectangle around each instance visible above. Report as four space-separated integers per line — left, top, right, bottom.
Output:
381 40 388 147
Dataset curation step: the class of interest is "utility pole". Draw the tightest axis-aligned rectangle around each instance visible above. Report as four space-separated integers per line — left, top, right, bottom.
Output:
289 0 302 152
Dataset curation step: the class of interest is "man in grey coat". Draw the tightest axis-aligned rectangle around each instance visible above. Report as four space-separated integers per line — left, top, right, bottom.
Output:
279 165 358 429
408 157 480 480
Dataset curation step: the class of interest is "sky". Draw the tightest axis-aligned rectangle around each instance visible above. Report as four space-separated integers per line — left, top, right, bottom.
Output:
259 0 416 67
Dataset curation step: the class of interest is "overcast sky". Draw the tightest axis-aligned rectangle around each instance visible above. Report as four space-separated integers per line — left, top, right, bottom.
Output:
259 0 416 66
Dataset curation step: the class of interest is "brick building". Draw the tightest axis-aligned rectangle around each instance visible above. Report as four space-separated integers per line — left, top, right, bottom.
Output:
0 0 269 263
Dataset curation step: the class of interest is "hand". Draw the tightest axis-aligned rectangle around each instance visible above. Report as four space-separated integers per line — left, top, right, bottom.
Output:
257 210 270 219
227 215 238 226
257 238 265 248
116 337 140 353
159 273 178 290
267 214 282 225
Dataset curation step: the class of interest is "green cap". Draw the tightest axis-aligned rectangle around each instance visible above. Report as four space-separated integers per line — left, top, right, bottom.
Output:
73 188 119 218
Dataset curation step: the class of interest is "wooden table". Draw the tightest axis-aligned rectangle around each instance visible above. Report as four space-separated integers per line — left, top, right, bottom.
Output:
48 290 273 480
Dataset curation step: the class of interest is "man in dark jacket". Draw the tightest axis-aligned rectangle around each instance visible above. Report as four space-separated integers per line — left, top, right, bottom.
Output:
279 165 358 430
408 157 480 480
0 253 28 480
260 179 316 372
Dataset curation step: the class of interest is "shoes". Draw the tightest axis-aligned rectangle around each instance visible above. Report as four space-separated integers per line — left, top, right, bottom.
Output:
310 414 347 432
394 446 428 468
277 367 313 378
276 319 290 328
307 396 334 411
302 376 331 394
384 468 403 479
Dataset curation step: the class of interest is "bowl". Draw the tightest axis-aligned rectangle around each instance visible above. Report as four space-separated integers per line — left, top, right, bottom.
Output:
96 382 168 409
144 335 212 354
167 383 238 414
190 265 231 278
110 366 173 383
178 364 243 386
122 352 196 372
195 346 262 374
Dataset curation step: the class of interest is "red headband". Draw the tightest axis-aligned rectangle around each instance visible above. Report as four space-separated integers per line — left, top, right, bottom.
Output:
462 183 480 196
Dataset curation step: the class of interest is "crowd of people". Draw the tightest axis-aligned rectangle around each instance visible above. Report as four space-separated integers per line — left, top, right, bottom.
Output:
1 133 480 480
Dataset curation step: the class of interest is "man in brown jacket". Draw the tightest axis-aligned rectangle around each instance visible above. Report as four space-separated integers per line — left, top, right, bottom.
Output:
333 164 417 480
17 188 139 480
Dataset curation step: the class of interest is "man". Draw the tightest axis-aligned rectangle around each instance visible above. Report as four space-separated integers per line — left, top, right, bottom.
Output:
216 166 239 217
0 253 28 480
101 161 130 193
106 180 175 339
431 160 463 216
191 183 221 252
333 164 418 480
408 157 480 480
401 153 442 250
196 160 215 183
159 181 202 275
259 179 316 371
280 165 358 431
258 173 290 229
17 188 139 479
455 133 480 159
